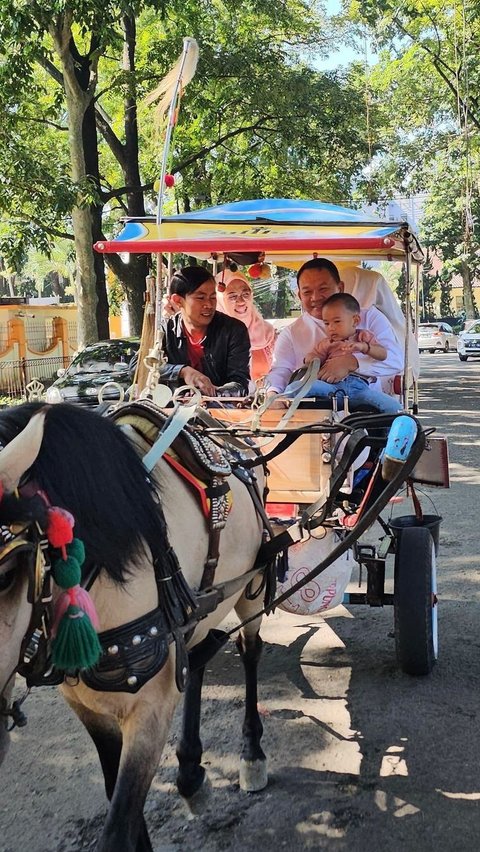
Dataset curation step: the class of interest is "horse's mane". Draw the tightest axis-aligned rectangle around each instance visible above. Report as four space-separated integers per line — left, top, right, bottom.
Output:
0 403 168 583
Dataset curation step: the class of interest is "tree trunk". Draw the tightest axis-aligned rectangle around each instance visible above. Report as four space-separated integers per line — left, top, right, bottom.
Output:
461 260 475 318
112 13 149 336
50 16 98 346
83 97 110 340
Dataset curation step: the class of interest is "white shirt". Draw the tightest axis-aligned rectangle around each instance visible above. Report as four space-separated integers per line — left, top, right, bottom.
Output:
266 307 404 393
341 267 420 380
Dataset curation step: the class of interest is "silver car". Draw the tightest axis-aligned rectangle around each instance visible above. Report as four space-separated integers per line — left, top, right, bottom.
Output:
418 322 458 353
457 321 480 361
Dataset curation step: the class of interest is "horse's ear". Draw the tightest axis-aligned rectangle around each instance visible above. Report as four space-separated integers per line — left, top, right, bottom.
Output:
0 409 47 492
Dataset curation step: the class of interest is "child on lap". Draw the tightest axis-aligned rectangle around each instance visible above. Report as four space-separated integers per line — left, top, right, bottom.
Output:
285 292 402 414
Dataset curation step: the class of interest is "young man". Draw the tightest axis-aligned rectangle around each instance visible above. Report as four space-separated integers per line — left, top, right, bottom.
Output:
159 266 251 397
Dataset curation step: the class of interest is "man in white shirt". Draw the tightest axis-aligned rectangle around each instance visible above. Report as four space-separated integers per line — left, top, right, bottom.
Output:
266 258 403 395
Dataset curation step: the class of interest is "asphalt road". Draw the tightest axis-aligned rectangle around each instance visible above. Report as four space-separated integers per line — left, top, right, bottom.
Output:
1 352 480 852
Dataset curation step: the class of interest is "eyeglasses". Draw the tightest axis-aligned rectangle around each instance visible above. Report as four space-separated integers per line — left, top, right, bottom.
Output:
226 290 252 302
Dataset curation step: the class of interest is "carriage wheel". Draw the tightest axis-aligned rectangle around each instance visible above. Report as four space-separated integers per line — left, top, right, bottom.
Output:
394 526 438 676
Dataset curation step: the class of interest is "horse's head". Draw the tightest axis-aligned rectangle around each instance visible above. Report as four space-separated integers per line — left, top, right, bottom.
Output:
0 409 48 764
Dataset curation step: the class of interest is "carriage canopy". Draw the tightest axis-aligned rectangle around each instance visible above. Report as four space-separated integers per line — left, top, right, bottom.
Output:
94 198 424 266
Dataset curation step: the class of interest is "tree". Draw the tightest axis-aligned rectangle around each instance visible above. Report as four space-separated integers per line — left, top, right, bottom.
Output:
0 0 378 342
344 0 480 316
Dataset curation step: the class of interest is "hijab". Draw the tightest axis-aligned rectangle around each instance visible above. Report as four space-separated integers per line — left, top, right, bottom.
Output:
215 269 276 352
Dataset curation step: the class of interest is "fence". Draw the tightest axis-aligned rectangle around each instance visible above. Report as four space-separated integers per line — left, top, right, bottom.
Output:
0 356 72 400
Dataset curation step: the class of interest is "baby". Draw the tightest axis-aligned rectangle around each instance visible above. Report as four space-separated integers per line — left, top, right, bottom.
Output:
285 292 402 414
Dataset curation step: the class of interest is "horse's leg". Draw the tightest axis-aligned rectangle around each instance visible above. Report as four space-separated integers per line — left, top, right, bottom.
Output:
175 663 210 813
234 601 268 792
62 661 179 852
64 696 153 852
176 628 231 811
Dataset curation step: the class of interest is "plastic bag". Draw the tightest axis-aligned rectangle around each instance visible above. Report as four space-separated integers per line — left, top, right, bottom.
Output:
277 530 355 615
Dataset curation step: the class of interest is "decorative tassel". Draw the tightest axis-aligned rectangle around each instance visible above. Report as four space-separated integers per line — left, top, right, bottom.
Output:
52 537 101 673
52 602 102 672
47 506 74 558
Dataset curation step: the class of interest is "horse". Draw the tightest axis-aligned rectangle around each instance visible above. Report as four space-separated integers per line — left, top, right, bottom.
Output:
0 401 269 852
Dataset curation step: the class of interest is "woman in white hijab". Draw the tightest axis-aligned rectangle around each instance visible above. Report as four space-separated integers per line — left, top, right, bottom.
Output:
215 268 276 381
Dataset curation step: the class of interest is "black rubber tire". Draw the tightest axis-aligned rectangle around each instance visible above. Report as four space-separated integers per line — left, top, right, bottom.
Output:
444 341 450 352
394 526 437 676
429 348 435 353
459 354 468 362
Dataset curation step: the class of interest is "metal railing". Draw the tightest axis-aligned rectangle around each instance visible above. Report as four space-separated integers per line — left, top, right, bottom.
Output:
0 356 72 400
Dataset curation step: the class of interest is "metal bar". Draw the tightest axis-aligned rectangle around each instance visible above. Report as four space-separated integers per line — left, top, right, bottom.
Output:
94 236 399 255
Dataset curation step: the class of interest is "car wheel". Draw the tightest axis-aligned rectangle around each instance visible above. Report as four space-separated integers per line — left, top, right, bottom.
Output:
459 354 468 362
444 341 450 352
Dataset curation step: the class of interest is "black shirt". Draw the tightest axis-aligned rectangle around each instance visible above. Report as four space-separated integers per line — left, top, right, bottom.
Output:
159 311 251 394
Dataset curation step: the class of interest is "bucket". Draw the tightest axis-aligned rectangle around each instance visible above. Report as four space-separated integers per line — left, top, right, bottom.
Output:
389 514 442 556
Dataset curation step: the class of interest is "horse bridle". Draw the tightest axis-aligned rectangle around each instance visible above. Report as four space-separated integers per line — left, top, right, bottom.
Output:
0 520 54 729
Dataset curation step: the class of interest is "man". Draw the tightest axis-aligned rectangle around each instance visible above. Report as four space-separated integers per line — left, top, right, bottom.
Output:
159 265 251 396
266 258 403 395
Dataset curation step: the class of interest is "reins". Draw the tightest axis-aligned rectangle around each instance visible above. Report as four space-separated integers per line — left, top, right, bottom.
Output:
218 414 427 639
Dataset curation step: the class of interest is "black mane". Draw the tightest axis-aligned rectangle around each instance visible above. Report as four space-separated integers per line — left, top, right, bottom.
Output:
0 403 168 583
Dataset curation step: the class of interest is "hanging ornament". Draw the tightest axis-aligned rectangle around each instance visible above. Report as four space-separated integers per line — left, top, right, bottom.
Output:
248 263 262 279
248 262 271 280
164 173 175 187
51 535 101 673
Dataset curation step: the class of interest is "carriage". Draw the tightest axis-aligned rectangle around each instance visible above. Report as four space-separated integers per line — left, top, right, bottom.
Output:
95 195 449 678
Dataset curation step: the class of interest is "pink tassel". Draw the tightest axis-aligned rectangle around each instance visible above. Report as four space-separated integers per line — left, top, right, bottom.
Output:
74 587 100 630
52 586 100 636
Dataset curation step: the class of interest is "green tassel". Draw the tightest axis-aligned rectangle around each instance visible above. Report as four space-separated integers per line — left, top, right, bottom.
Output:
52 606 102 672
53 555 81 589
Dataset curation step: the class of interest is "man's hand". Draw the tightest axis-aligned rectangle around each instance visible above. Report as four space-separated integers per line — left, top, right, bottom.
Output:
318 354 358 382
265 389 288 409
180 367 216 396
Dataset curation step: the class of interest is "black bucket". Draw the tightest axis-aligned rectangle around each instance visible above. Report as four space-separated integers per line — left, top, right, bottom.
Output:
389 514 442 556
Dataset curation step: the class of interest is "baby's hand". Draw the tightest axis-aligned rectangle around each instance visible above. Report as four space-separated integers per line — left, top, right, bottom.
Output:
336 341 358 353
341 341 368 354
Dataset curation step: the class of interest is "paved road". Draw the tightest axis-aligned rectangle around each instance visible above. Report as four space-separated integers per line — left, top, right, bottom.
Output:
2 353 480 852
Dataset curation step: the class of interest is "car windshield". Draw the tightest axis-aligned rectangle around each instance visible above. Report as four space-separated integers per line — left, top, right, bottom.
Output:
68 342 138 375
419 325 438 331
466 323 480 335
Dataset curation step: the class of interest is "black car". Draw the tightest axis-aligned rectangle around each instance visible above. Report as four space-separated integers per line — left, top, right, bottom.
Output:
45 339 140 406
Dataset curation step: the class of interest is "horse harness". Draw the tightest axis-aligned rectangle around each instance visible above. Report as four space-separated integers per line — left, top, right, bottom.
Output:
1 401 276 718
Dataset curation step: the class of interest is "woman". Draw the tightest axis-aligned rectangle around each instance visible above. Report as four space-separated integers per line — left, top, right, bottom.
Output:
215 268 276 381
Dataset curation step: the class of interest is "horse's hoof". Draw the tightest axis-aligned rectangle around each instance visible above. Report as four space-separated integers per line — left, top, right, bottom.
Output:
181 774 212 817
239 758 268 792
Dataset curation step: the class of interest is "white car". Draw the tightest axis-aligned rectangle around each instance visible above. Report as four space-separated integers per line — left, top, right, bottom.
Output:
457 321 480 361
418 322 458 353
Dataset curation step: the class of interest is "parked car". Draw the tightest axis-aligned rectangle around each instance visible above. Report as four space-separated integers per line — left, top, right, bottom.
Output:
45 339 139 406
457 322 480 361
418 322 458 353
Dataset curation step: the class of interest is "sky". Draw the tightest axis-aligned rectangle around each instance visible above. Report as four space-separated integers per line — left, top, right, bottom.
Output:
317 0 378 70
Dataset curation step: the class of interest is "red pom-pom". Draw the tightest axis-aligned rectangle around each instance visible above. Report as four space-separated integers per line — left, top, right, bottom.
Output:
248 263 262 279
164 174 175 187
47 507 74 549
